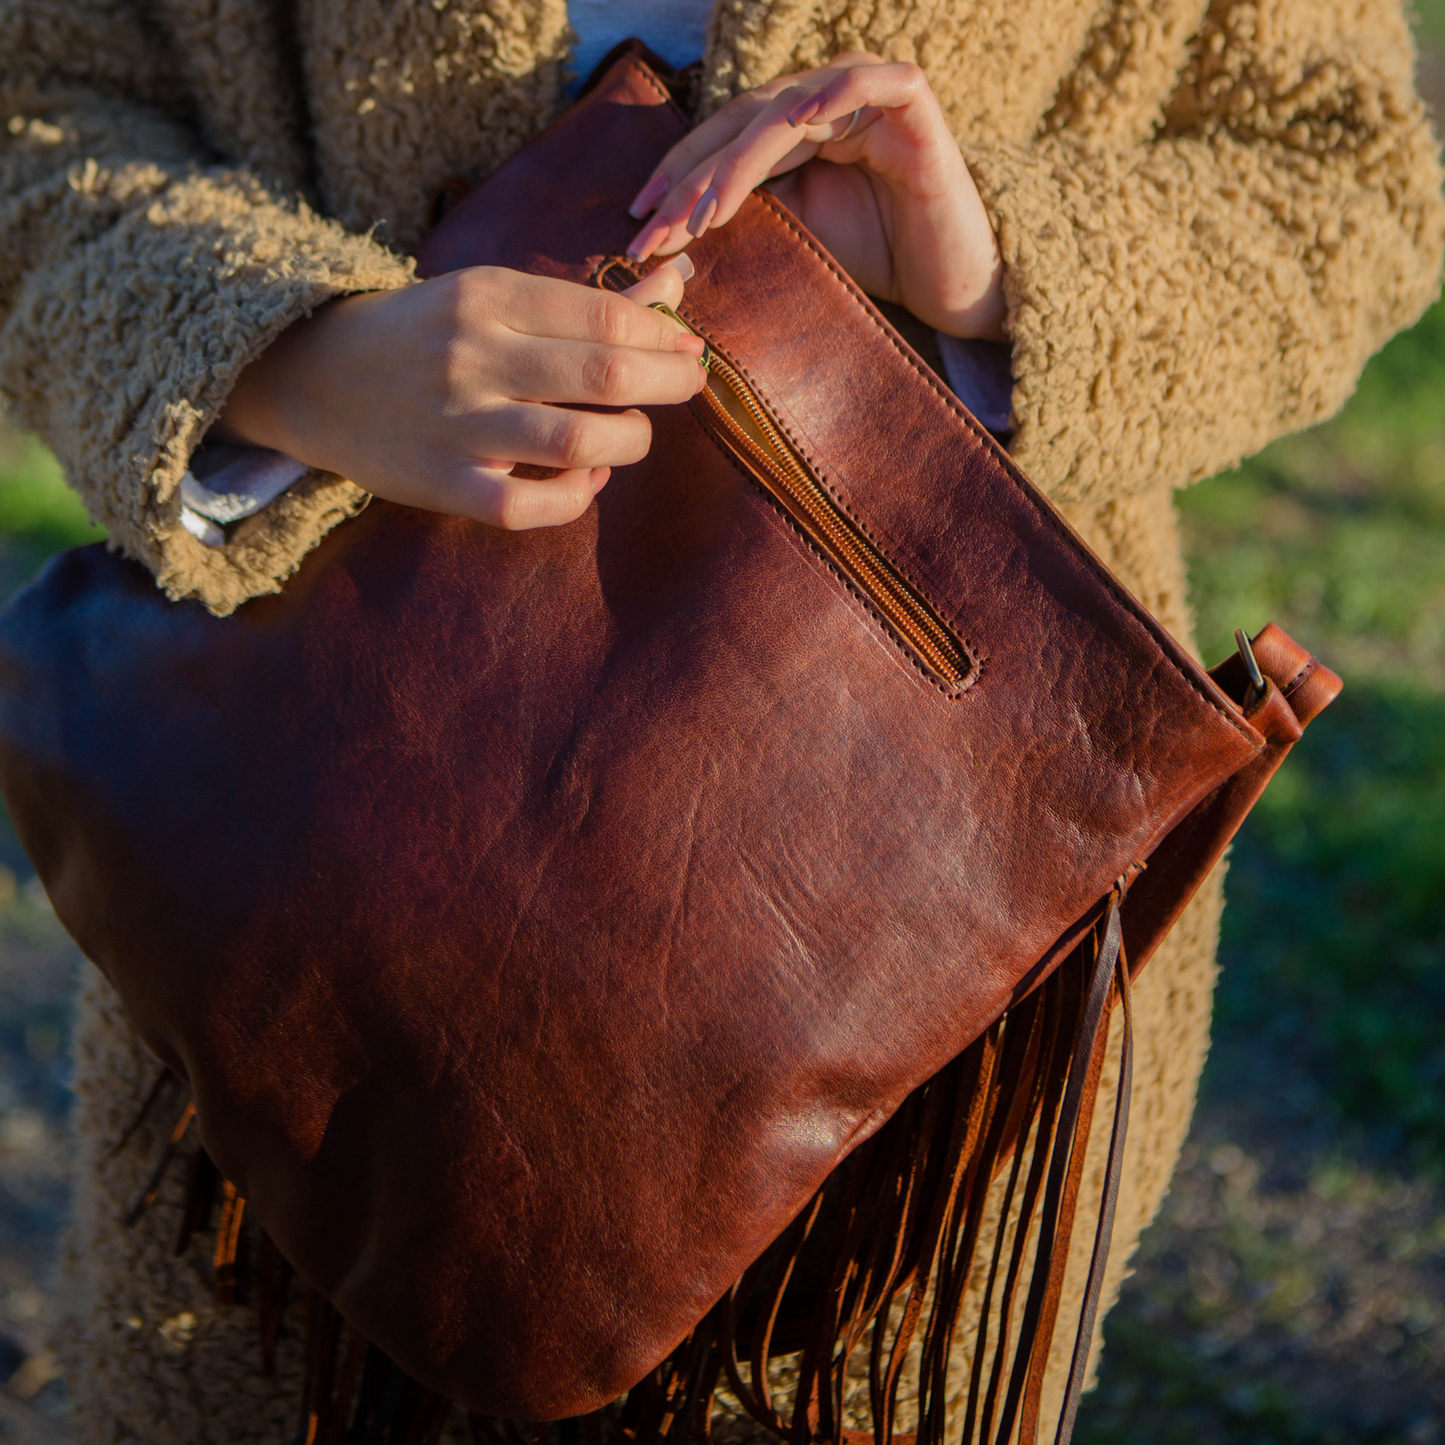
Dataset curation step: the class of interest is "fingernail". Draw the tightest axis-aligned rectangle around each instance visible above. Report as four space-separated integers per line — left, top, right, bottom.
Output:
786 94 824 127
693 365 709 394
675 333 706 358
628 173 669 219
686 187 719 239
590 466 611 493
663 251 695 283
626 216 670 261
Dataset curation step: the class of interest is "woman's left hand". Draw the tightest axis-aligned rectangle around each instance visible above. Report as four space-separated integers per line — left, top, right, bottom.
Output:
624 54 1006 341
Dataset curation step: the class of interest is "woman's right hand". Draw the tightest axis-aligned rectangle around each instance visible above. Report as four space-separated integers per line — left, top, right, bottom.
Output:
214 258 706 530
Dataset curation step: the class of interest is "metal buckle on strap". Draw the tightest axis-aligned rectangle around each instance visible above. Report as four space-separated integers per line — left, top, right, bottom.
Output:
1234 627 1266 710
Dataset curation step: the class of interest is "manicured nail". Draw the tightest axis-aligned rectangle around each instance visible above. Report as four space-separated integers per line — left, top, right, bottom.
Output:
628 173 669 219
663 252 695 282
686 187 719 239
786 93 824 127
626 216 670 261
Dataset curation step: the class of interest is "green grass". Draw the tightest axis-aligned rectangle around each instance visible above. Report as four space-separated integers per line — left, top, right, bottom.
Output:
0 426 103 600
1182 297 1445 685
1178 295 1445 1171
1415 0 1445 46
1215 683 1445 1160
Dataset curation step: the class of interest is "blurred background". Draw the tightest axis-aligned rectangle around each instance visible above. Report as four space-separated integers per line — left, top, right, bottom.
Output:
0 13 1441 1439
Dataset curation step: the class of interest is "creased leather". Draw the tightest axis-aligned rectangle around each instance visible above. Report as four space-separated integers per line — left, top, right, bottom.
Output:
0 54 1329 1421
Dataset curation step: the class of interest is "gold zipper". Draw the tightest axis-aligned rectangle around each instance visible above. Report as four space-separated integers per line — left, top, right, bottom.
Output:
650 302 972 691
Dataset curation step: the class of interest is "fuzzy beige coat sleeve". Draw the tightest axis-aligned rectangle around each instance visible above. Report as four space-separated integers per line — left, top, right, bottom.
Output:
957 0 1445 508
711 0 1443 515
0 0 415 615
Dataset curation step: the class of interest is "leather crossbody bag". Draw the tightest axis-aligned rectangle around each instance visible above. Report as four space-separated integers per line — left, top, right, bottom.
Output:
0 49 1339 1445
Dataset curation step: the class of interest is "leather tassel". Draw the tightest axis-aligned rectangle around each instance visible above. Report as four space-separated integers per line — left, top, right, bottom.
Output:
212 1180 248 1305
113 1091 456 1440
469 1414 532 1445
354 1341 412 1445
296 1292 342 1445
294 1313 454 1445
122 1099 195 1225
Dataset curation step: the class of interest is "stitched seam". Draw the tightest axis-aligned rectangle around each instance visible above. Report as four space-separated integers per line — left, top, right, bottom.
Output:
743 191 1258 746
1280 655 1316 699
696 418 982 698
701 420 982 698
621 56 691 128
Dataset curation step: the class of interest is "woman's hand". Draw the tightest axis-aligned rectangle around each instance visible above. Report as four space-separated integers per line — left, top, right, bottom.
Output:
625 55 1005 342
214 259 705 530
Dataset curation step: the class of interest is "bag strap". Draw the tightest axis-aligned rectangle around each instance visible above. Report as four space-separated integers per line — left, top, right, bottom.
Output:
1123 624 1341 974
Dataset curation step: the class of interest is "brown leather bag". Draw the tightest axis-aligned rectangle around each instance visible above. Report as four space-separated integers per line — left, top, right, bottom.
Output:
0 49 1338 1445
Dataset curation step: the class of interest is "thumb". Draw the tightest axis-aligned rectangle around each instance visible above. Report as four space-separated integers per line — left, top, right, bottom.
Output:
621 252 695 311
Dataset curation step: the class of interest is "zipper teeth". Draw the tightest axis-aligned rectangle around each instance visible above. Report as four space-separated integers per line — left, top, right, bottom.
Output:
699 350 970 691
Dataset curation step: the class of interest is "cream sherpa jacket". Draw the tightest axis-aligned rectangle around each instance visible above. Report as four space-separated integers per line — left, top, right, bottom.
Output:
1 0 1440 614
2 0 1441 1442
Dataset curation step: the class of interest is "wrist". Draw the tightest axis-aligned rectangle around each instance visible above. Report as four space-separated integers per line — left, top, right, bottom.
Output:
212 292 381 460
952 259 1007 342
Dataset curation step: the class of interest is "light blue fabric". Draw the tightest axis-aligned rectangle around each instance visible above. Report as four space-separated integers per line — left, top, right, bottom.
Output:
566 0 712 91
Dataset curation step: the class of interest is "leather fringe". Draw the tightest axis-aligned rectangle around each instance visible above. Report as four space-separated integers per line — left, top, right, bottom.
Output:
119 1079 452 1444
600 887 1133 1445
115 893 1131 1445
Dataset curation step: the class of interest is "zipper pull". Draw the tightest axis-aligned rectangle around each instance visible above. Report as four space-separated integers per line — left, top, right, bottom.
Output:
650 302 711 369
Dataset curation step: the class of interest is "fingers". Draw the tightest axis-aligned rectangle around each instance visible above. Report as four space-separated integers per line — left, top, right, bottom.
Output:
783 61 936 151
474 266 701 354
626 84 824 260
624 59 942 261
503 332 707 407
625 89 779 220
434 401 641 527
445 462 607 532
261 262 721 535
496 259 705 405
424 259 707 528
363 445 611 530
469 401 656 474
621 54 884 229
